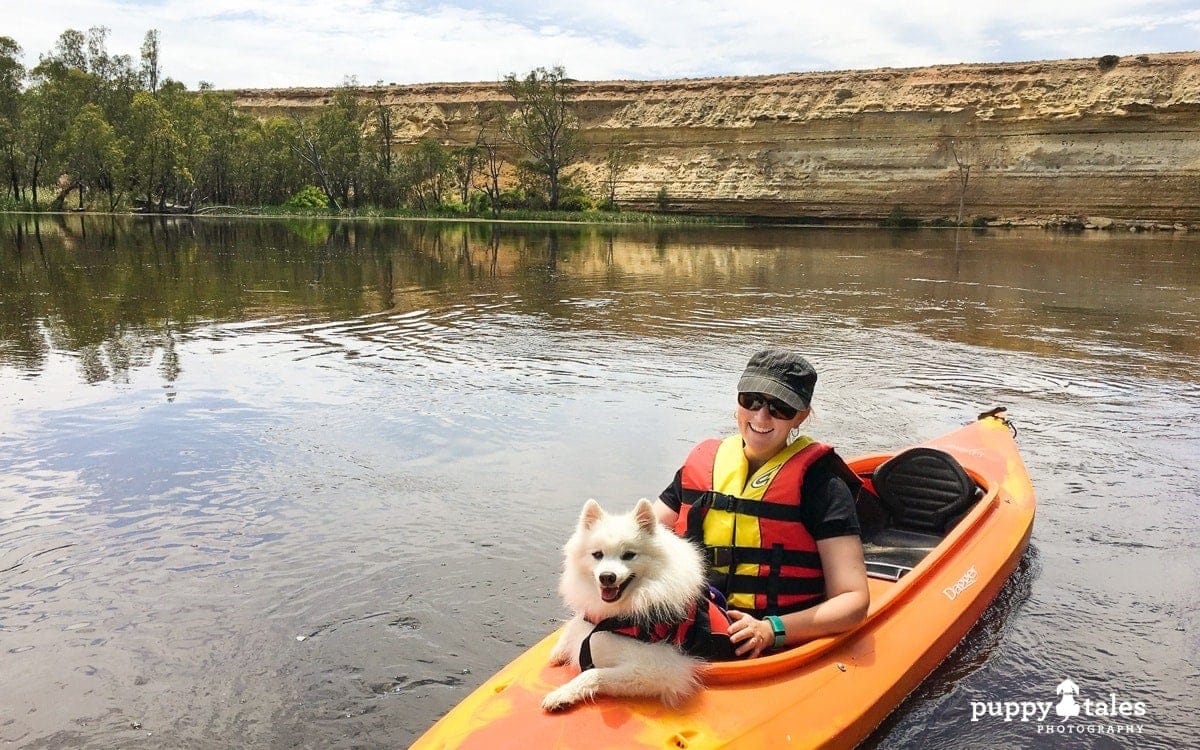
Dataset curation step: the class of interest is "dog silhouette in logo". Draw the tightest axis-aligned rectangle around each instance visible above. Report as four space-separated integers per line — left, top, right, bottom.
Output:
1055 678 1081 721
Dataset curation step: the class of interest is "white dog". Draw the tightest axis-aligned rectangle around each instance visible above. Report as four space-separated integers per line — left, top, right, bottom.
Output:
543 498 729 711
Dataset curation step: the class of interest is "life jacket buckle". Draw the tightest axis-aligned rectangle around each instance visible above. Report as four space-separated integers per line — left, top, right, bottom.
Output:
707 546 734 568
708 493 737 513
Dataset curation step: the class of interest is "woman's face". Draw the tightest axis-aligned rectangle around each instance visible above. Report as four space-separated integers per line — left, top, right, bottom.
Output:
736 394 810 467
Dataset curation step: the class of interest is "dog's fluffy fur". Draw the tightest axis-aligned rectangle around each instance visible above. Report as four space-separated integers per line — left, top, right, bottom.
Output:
542 498 707 711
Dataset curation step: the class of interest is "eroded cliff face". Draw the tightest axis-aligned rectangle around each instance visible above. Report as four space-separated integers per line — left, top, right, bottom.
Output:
233 52 1200 223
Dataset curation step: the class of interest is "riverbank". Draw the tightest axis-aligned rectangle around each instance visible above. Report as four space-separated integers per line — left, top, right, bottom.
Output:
3 206 1195 233
0 204 748 227
233 51 1200 226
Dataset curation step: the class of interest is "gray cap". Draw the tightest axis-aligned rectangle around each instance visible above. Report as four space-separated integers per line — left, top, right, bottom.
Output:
737 349 817 411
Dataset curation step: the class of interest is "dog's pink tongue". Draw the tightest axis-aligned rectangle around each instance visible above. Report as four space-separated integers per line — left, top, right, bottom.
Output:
600 587 620 602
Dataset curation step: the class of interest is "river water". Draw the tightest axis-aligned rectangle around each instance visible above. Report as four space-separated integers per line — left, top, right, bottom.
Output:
0 215 1196 749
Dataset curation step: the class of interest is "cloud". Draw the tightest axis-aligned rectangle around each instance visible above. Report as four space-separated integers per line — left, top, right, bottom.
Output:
4 0 1197 89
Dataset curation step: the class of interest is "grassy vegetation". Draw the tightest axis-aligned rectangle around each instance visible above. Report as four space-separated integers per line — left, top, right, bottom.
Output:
233 204 746 225
2 191 749 225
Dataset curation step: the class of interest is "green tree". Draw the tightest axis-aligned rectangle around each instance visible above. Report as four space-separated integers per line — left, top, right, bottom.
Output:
192 89 253 204
126 89 184 208
46 28 87 72
18 86 50 207
27 26 141 208
501 66 583 209
290 82 367 209
451 144 481 206
360 83 401 208
139 29 161 94
602 137 634 210
21 76 84 208
370 83 395 176
27 34 94 207
241 116 308 206
38 27 137 124
474 103 506 215
402 137 450 210
85 26 137 119
0 36 25 201
157 80 205 207
60 103 124 209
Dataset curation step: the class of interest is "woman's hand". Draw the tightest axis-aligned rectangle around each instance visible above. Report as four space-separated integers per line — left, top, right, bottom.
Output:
727 610 774 658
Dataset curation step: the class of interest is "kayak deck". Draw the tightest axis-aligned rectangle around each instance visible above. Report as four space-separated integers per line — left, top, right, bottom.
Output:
413 414 1035 749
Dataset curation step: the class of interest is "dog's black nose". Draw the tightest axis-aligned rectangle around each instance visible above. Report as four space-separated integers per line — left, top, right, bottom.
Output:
599 572 616 586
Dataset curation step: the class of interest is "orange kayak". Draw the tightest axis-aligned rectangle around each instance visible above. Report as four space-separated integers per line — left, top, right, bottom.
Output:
412 412 1036 749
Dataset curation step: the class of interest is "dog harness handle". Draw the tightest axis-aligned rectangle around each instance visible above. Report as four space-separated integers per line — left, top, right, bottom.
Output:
578 617 628 671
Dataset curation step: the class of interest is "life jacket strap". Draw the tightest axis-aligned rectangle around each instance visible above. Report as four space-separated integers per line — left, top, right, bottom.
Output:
705 545 822 569
711 572 826 598
682 489 806 522
766 543 783 614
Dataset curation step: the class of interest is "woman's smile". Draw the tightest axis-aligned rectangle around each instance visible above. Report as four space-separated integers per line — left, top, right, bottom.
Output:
738 408 791 468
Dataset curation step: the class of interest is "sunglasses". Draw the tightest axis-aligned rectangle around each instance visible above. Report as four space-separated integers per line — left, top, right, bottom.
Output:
737 392 799 420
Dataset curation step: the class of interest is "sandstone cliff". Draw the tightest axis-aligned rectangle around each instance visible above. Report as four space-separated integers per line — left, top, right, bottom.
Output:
232 52 1200 224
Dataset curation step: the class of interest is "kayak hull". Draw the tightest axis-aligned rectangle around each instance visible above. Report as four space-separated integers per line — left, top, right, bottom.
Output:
413 415 1036 749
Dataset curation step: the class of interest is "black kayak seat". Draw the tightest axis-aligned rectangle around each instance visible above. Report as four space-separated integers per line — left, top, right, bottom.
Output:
871 447 982 535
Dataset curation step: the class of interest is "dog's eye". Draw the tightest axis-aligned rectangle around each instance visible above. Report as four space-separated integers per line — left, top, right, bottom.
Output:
591 551 603 560
621 551 636 561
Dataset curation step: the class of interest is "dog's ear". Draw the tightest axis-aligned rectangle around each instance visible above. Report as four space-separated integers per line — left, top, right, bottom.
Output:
579 498 604 529
634 498 657 534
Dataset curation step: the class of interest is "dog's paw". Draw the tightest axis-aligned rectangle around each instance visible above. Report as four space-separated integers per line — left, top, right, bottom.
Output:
541 687 578 712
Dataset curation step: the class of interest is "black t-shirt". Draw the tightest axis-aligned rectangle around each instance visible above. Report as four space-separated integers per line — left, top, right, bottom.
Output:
659 450 862 540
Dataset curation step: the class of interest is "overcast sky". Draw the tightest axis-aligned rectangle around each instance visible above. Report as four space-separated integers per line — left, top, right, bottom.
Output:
5 0 1200 89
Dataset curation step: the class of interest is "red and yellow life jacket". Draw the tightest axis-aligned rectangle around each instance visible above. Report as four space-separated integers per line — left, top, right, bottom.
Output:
674 434 840 618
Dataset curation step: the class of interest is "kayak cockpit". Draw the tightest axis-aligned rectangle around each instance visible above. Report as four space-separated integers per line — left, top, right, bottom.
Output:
857 446 986 581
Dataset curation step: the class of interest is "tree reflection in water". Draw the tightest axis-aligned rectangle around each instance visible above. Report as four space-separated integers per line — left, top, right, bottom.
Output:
1 214 1198 388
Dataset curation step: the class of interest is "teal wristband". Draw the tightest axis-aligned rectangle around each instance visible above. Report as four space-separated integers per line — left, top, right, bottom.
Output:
766 615 786 649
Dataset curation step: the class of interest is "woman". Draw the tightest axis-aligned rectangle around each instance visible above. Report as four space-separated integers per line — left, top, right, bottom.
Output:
653 349 869 658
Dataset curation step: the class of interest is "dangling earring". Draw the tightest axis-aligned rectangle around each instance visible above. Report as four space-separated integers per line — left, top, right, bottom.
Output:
787 425 801 445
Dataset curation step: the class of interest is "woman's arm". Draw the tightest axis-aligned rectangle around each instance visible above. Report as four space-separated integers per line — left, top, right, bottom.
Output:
652 498 679 528
728 534 870 657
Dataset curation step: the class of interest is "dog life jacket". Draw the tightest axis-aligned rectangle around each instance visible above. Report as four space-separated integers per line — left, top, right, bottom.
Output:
673 434 859 618
578 586 735 670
